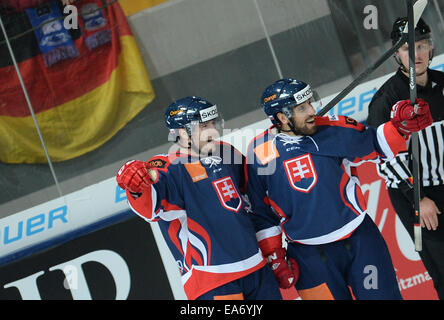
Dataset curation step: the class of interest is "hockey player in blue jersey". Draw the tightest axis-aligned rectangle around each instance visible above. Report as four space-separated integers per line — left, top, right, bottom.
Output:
116 96 283 300
245 79 433 300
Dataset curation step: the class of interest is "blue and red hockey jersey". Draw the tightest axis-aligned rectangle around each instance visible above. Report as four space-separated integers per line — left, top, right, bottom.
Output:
245 115 407 254
126 142 266 300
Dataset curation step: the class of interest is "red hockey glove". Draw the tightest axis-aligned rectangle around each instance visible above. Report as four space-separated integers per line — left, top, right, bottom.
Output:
116 160 155 193
266 247 300 289
390 98 433 136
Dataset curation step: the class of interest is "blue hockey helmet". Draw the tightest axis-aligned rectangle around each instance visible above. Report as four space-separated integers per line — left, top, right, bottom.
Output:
261 79 316 126
165 96 221 141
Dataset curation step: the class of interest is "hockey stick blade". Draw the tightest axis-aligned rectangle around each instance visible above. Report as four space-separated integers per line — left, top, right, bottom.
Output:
402 0 428 34
414 224 422 252
316 0 428 117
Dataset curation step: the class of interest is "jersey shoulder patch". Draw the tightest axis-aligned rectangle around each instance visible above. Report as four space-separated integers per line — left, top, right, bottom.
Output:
254 140 280 165
249 129 280 165
315 115 365 131
184 161 208 183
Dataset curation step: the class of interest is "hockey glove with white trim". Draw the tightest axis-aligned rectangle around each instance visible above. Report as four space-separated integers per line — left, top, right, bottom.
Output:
116 160 157 193
266 247 300 289
390 98 433 136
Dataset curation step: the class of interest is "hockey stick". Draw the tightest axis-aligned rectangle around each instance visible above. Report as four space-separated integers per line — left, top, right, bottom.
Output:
316 0 428 117
407 0 427 252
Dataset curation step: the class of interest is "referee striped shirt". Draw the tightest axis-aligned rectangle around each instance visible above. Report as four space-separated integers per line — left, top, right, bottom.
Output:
377 120 444 188
367 68 444 191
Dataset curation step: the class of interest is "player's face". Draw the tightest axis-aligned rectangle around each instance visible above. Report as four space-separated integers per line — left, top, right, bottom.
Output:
397 39 432 76
290 100 317 135
190 120 220 156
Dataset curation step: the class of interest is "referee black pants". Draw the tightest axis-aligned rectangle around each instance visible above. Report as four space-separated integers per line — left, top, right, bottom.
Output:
388 185 444 300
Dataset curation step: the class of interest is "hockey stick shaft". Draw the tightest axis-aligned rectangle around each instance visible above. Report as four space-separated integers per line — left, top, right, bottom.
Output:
316 0 428 117
316 36 405 116
316 35 406 116
407 0 424 252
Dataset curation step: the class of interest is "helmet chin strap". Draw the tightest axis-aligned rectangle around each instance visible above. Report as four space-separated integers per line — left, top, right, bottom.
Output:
277 108 302 136
287 121 303 136
185 132 213 157
398 60 430 76
189 141 200 156
395 48 433 74
277 118 302 136
183 123 200 155
177 128 199 155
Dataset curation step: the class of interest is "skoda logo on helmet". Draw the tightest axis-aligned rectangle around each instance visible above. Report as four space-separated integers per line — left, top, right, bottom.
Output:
199 105 219 122
293 85 313 105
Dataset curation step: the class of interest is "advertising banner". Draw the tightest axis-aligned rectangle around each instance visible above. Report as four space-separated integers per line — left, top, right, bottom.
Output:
357 163 438 300
0 215 174 300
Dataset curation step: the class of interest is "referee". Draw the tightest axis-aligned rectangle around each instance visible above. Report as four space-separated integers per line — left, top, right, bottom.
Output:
367 17 444 299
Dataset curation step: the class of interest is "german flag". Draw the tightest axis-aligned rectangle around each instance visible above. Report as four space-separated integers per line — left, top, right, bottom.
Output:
0 0 155 163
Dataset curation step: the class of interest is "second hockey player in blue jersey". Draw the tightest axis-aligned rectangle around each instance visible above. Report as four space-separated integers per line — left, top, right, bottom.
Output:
246 79 433 299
